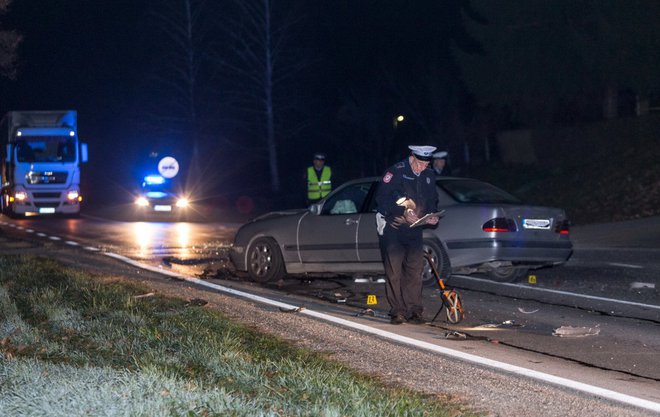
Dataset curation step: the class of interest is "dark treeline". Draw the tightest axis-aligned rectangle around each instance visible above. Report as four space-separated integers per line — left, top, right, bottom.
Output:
1 0 659 210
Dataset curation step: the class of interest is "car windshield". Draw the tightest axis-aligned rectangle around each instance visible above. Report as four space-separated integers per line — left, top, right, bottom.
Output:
438 179 521 204
15 136 76 163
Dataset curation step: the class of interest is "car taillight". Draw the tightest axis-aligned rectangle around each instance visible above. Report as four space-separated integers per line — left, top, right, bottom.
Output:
555 219 570 235
482 218 517 232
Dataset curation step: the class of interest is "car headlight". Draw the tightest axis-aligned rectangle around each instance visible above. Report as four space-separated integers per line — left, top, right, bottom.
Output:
14 191 28 201
176 198 189 208
136 197 149 207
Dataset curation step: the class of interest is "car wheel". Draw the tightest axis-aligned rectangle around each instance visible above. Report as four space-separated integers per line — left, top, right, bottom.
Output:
422 239 451 288
488 265 529 283
247 237 286 283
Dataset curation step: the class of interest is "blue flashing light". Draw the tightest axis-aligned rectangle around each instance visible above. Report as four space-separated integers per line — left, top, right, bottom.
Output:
146 191 168 199
144 175 165 185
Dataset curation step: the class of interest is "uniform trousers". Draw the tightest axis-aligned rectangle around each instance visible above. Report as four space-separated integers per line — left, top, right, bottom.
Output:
378 225 424 318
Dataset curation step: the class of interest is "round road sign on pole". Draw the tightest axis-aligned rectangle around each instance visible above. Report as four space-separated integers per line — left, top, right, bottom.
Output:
158 156 179 179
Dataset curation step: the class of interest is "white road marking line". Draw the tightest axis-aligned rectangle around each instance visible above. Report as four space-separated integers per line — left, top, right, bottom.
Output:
36 233 47 237
16 226 24 230
65 241 79 246
48 236 61 241
455 275 660 311
84 246 100 251
100 250 660 414
607 262 643 269
26 229 34 233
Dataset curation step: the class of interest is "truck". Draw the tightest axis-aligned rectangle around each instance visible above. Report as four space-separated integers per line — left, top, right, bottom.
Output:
1 110 88 217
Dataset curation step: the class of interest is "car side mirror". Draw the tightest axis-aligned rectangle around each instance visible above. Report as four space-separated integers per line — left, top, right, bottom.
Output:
309 203 322 215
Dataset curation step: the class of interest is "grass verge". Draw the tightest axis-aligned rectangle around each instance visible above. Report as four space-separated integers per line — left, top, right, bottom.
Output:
0 255 475 417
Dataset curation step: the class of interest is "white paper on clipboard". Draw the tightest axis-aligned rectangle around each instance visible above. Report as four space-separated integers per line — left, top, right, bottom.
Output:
410 210 445 228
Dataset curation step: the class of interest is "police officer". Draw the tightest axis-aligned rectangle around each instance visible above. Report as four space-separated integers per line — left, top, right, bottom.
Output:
432 150 448 175
305 152 332 205
375 145 440 325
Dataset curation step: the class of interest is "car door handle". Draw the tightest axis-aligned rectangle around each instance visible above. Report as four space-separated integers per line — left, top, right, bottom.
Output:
345 218 359 225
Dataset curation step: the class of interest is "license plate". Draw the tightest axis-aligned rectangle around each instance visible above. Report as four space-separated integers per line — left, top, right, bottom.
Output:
39 207 56 214
154 205 172 212
523 218 551 229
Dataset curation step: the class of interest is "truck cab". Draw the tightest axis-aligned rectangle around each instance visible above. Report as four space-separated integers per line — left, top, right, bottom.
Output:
1 111 88 217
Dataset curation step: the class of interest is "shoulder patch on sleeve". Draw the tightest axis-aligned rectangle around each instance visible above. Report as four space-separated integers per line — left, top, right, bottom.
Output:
395 161 405 169
383 172 393 183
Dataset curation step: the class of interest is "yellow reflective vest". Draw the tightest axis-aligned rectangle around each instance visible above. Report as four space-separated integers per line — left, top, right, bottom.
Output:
307 166 332 200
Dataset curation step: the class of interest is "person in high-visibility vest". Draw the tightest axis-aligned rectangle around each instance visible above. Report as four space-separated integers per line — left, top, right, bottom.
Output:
305 152 332 204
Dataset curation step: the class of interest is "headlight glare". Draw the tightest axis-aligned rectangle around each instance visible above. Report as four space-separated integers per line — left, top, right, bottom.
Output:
176 198 189 208
136 197 149 207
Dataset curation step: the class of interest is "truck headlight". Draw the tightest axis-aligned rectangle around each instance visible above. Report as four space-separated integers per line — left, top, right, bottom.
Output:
136 197 149 207
176 198 189 208
67 190 79 201
14 191 28 201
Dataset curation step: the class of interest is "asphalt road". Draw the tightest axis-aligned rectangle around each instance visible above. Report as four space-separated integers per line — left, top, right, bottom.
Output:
1 208 658 414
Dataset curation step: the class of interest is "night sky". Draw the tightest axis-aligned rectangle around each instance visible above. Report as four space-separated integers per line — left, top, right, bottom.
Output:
1 1 658 210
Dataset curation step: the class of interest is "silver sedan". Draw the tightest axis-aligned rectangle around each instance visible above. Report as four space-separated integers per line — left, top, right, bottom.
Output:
230 177 573 285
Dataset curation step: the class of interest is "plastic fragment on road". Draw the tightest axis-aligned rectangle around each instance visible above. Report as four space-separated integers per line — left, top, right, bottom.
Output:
552 326 600 337
444 331 467 340
279 306 305 313
630 282 655 290
354 308 390 319
517 307 539 314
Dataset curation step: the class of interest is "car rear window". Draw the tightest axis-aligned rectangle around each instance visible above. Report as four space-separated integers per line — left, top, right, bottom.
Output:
438 179 521 204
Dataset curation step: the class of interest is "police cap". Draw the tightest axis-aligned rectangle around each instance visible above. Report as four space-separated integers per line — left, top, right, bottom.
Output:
408 145 436 161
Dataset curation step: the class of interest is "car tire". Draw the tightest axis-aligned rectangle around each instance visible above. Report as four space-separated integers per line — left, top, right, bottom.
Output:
247 237 286 283
488 265 529 283
422 239 451 288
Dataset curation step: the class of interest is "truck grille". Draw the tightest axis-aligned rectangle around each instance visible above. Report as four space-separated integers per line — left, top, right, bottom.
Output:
27 172 68 185
33 192 62 199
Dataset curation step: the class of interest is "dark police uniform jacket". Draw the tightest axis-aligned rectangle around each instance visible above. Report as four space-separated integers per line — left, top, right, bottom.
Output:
375 158 438 233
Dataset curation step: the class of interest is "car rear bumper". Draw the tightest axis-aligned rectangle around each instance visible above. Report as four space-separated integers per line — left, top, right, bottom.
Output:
446 238 573 267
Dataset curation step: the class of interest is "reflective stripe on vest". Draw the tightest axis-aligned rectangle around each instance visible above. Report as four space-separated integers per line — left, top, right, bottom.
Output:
307 166 332 200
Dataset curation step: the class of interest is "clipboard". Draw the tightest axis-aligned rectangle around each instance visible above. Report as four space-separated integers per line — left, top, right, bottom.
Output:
410 210 445 228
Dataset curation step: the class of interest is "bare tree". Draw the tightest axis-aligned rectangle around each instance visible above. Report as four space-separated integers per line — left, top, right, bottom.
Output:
143 0 219 195
216 0 309 193
0 0 21 80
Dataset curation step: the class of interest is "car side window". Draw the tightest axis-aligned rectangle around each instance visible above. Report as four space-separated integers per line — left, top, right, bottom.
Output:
322 183 370 215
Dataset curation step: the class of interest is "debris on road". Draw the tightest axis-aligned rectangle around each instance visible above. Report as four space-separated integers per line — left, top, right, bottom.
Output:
553 326 600 337
279 306 305 313
444 331 467 340
518 307 540 314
